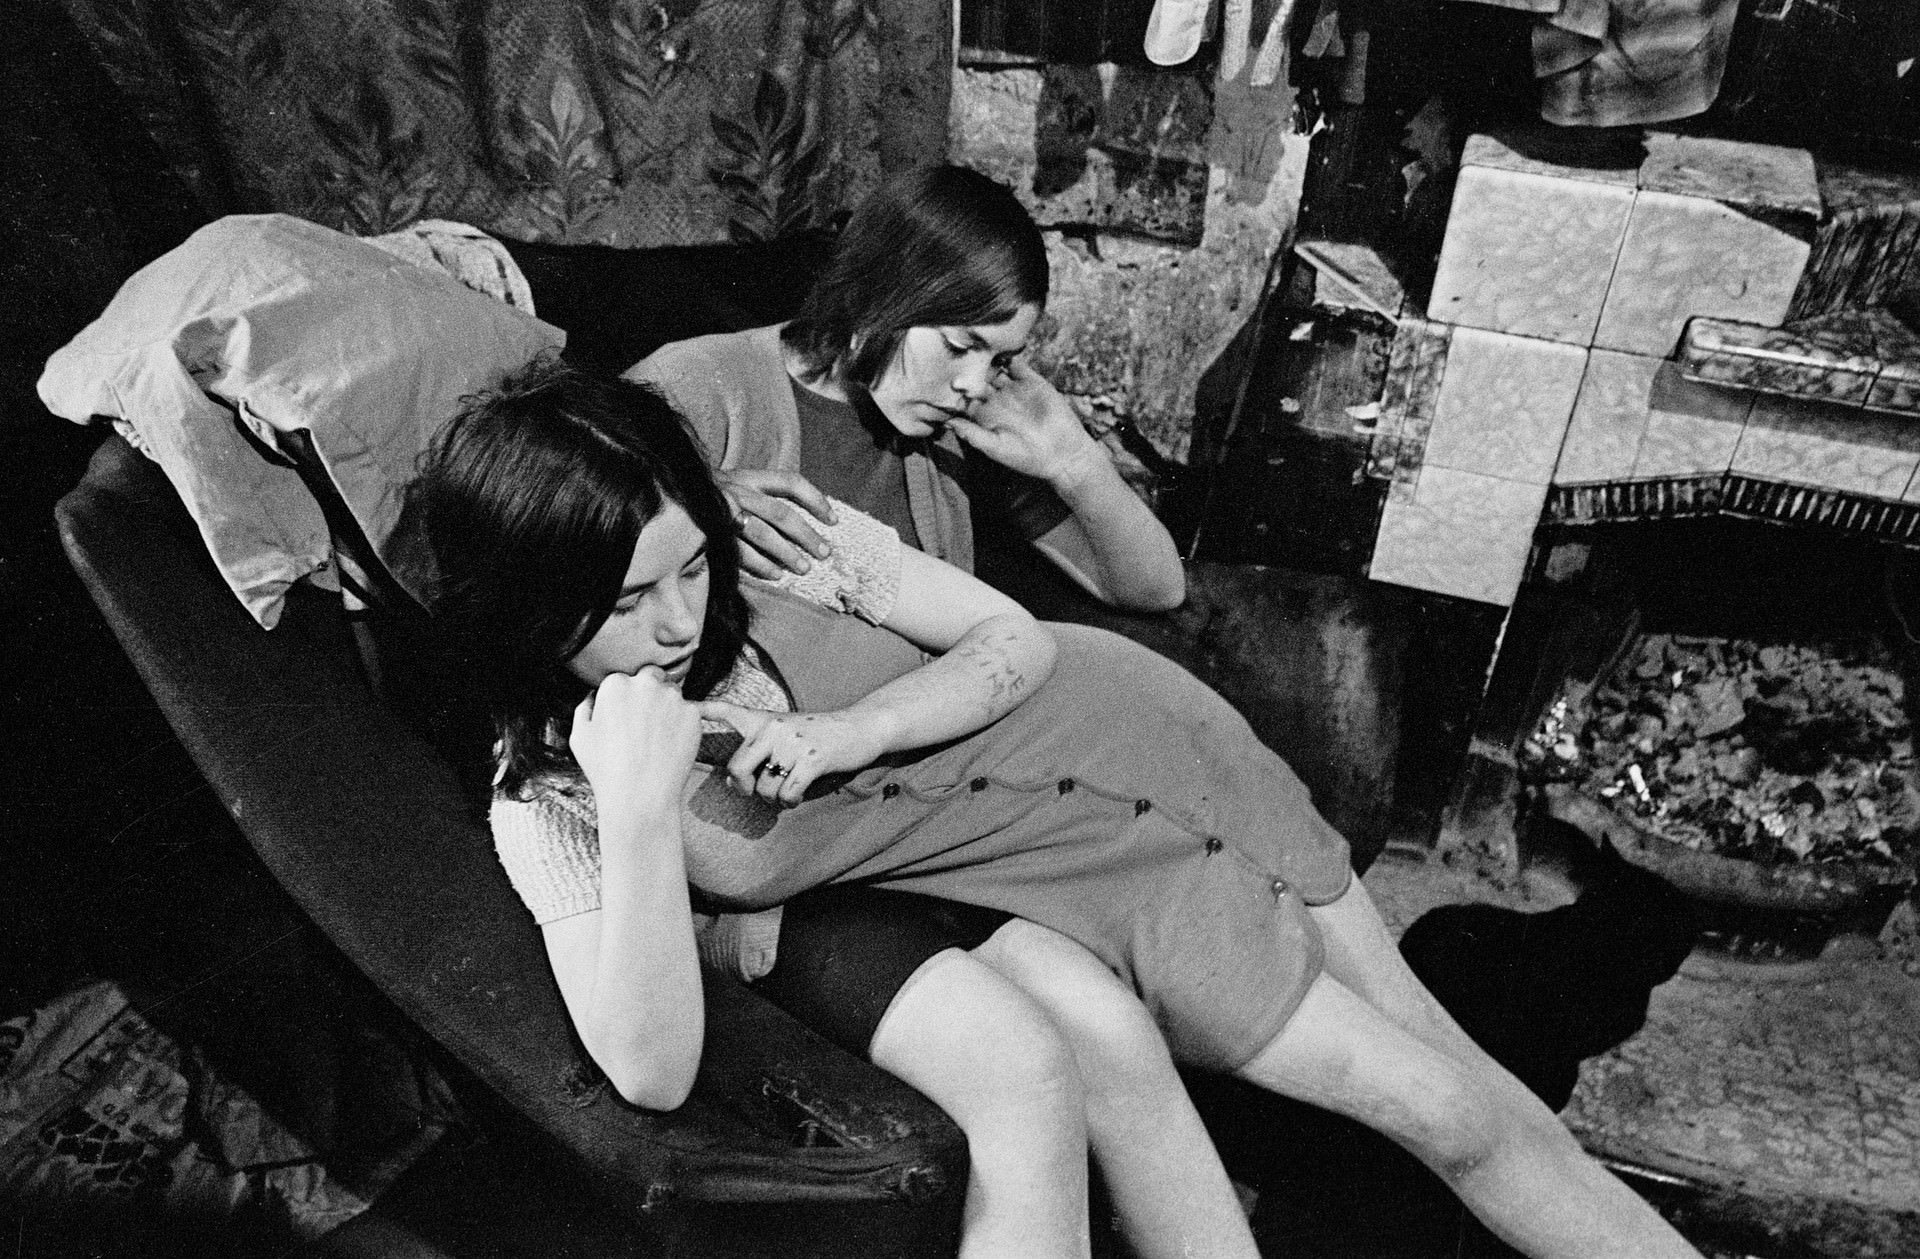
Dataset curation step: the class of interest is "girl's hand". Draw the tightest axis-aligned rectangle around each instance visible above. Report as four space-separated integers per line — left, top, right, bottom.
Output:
697 701 888 806
716 468 837 580
570 668 701 817
945 359 1102 491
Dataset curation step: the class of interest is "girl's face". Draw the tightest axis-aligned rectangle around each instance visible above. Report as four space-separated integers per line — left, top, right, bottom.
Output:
866 302 1041 439
566 501 711 688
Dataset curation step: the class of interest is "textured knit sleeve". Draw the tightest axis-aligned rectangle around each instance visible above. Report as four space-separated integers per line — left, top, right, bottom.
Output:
771 497 902 625
491 786 603 925
491 781 784 980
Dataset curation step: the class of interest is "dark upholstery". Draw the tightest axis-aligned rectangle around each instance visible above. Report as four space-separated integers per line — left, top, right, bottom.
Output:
56 433 967 1256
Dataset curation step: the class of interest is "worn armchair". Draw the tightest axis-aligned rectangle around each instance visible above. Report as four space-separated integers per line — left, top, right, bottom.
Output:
50 224 968 1255
56 423 967 1256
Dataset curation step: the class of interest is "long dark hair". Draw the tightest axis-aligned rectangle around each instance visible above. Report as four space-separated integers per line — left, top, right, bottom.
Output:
412 357 749 796
784 164 1049 389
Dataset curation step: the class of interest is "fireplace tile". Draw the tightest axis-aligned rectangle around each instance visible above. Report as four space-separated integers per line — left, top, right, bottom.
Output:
1555 349 1660 484
1368 466 1547 605
1638 132 1821 219
1631 361 1753 477
1869 359 1920 417
1427 164 1635 345
1866 312 1920 416
1596 189 1813 357
1732 396 1920 500
1380 315 1451 420
1458 129 1642 188
1424 328 1588 484
1679 315 1880 406
1795 161 1920 316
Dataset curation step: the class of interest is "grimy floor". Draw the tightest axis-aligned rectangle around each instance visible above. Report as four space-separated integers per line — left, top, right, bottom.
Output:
1363 848 1920 1259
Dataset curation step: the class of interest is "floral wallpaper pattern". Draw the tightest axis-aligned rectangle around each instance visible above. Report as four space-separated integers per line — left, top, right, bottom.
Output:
58 0 887 246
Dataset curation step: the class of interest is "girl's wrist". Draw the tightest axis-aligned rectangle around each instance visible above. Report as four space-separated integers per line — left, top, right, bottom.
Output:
1045 441 1113 500
841 706 902 758
597 789 684 839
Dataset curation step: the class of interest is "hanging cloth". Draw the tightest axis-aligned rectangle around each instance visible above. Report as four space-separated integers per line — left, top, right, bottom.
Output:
1145 0 1213 66
1445 0 1741 127
1147 0 1300 83
1535 0 1742 127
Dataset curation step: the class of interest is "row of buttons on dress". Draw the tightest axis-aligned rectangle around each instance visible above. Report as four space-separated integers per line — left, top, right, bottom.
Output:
872 776 1290 900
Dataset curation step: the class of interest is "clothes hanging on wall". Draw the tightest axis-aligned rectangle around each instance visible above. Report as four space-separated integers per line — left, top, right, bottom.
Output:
1451 0 1742 126
1145 0 1301 86
1145 0 1213 65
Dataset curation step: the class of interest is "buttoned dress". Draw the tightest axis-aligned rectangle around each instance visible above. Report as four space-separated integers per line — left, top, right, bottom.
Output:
493 506 1352 1071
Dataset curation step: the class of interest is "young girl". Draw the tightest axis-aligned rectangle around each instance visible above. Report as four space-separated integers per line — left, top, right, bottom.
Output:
416 360 1702 1259
628 162 1185 612
417 359 1246 1258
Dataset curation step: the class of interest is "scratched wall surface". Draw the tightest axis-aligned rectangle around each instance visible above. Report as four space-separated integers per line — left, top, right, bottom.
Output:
952 61 1307 466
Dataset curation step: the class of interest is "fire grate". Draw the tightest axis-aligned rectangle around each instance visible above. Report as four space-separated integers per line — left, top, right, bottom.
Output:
1524 630 1920 960
1545 473 1920 548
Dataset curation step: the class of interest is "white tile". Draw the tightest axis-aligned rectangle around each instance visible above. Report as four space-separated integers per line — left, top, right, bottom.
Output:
1732 396 1920 500
1424 328 1588 483
1632 361 1753 478
1428 165 1635 345
1595 190 1811 357
1369 466 1548 606
1639 133 1821 218
1556 350 1661 484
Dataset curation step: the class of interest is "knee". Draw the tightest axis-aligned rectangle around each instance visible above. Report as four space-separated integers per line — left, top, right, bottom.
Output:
1398 1068 1507 1183
1073 999 1179 1108
988 1012 1088 1122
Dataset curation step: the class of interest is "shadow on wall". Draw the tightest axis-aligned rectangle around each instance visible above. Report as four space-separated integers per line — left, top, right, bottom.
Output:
1031 64 1213 243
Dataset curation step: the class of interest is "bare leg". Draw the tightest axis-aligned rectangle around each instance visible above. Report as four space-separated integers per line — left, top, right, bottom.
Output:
1311 877 1532 1087
1237 969 1700 1259
973 920 1259 1259
867 947 1092 1259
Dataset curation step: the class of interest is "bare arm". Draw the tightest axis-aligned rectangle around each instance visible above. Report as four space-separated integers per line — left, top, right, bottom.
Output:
700 544 1057 806
542 671 705 1110
948 360 1185 611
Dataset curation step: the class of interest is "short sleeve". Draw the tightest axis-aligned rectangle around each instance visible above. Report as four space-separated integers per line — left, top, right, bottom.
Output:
770 497 902 625
490 787 602 924
491 782 786 982
967 452 1072 544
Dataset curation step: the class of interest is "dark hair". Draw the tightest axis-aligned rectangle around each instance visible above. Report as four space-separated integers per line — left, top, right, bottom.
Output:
784 164 1048 389
411 356 748 796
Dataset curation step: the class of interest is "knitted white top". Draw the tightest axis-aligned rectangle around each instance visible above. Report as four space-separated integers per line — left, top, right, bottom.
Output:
488 500 902 976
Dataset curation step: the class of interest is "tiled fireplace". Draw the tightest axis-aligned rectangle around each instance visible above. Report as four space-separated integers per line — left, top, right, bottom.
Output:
1342 126 1920 871
1364 129 1920 611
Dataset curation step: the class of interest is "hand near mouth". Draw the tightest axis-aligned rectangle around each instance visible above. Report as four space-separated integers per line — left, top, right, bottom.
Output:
944 359 1104 491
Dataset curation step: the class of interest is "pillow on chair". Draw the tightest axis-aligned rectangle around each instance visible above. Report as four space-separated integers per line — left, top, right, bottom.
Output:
39 213 564 627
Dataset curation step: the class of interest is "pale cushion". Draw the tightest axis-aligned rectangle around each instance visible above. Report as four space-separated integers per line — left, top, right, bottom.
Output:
39 214 564 627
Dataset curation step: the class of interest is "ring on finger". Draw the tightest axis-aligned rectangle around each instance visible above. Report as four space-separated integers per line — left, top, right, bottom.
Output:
760 761 790 779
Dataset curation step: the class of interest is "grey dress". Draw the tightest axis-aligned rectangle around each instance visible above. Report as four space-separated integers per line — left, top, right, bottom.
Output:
674 581 1354 1073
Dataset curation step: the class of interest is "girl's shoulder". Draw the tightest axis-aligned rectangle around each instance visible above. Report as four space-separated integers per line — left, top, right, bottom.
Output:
492 773 596 828
759 497 901 625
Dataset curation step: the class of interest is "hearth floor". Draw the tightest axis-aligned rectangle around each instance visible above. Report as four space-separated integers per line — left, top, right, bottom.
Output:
1363 849 1920 1259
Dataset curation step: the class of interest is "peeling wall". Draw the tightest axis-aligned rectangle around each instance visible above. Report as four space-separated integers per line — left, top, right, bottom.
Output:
952 62 1308 464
